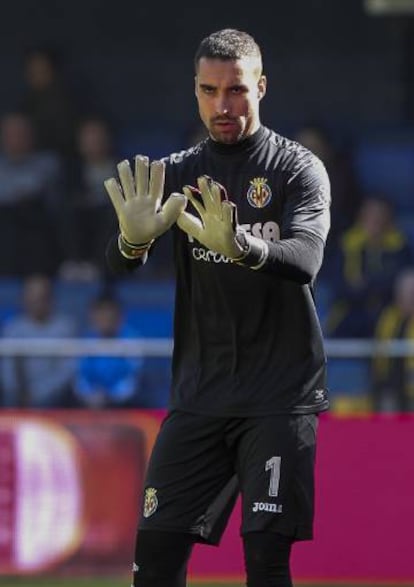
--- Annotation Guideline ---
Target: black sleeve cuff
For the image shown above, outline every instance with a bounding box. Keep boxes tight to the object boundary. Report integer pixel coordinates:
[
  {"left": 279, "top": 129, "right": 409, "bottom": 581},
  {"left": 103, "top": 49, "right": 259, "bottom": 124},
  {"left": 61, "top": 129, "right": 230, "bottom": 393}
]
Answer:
[
  {"left": 106, "top": 234, "right": 145, "bottom": 275},
  {"left": 235, "top": 232, "right": 269, "bottom": 270}
]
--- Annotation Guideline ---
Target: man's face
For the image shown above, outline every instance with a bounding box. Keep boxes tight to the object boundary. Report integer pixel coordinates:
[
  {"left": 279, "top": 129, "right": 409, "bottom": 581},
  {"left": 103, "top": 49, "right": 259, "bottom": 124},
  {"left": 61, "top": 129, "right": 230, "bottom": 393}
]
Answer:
[
  {"left": 91, "top": 303, "right": 121, "bottom": 337},
  {"left": 195, "top": 57, "right": 266, "bottom": 144},
  {"left": 78, "top": 121, "right": 111, "bottom": 162},
  {"left": 23, "top": 277, "right": 52, "bottom": 322}
]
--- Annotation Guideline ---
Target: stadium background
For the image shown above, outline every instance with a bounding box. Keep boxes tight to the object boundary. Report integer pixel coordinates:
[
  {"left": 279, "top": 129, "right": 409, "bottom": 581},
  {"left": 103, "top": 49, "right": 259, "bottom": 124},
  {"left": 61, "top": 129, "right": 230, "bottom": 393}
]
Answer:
[{"left": 1, "top": 0, "right": 414, "bottom": 585}]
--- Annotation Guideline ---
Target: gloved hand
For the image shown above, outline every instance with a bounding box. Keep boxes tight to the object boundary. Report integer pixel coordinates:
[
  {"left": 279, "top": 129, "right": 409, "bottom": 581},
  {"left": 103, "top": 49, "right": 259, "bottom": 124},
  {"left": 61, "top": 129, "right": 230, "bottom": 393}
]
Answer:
[
  {"left": 104, "top": 156, "right": 187, "bottom": 257},
  {"left": 177, "top": 175, "right": 246, "bottom": 260}
]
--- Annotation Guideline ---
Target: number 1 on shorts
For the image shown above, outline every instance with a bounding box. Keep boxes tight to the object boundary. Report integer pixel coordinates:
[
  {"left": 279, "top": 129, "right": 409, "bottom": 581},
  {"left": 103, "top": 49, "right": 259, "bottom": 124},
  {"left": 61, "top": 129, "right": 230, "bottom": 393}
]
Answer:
[{"left": 265, "top": 456, "right": 281, "bottom": 497}]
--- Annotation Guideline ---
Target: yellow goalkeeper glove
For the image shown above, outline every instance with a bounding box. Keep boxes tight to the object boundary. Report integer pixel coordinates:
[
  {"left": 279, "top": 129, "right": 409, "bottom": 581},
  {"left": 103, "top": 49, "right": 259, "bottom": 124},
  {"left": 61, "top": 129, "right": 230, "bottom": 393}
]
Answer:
[
  {"left": 104, "top": 156, "right": 187, "bottom": 258},
  {"left": 177, "top": 175, "right": 268, "bottom": 267}
]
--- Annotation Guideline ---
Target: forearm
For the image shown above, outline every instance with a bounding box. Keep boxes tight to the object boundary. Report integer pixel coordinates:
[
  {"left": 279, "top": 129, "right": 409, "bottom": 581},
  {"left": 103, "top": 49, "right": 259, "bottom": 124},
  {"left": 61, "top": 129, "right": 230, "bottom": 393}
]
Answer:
[
  {"left": 238, "top": 231, "right": 325, "bottom": 284},
  {"left": 105, "top": 234, "right": 146, "bottom": 275}
]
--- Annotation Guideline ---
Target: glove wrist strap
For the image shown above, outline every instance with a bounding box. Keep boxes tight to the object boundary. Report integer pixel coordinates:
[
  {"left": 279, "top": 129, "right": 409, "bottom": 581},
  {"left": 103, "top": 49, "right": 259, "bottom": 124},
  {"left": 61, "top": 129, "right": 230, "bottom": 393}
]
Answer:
[
  {"left": 234, "top": 232, "right": 269, "bottom": 270},
  {"left": 118, "top": 234, "right": 153, "bottom": 260}
]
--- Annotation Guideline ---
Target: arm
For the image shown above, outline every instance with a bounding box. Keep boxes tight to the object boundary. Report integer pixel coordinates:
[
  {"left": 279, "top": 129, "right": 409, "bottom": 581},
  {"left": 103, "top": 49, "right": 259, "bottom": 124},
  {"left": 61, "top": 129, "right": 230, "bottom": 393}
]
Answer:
[
  {"left": 105, "top": 233, "right": 144, "bottom": 275},
  {"left": 257, "top": 156, "right": 331, "bottom": 283},
  {"left": 177, "top": 159, "right": 331, "bottom": 284},
  {"left": 260, "top": 232, "right": 325, "bottom": 284}
]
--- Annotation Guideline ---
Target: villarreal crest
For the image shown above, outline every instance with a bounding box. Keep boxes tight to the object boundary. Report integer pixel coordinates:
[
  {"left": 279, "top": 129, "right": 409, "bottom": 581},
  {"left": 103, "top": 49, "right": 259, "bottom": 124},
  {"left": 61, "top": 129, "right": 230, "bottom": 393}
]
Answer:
[
  {"left": 143, "top": 487, "right": 158, "bottom": 518},
  {"left": 247, "top": 177, "right": 272, "bottom": 208}
]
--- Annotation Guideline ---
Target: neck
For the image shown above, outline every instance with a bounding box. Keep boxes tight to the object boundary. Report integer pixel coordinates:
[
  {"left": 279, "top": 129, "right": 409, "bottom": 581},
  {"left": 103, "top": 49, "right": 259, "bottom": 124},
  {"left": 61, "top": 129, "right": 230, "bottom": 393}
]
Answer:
[{"left": 207, "top": 125, "right": 267, "bottom": 155}]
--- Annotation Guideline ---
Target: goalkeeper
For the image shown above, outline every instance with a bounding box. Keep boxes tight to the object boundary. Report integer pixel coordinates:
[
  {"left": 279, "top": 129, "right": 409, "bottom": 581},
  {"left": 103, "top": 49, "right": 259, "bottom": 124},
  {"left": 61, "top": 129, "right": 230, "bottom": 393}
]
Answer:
[{"left": 105, "top": 28, "right": 330, "bottom": 587}]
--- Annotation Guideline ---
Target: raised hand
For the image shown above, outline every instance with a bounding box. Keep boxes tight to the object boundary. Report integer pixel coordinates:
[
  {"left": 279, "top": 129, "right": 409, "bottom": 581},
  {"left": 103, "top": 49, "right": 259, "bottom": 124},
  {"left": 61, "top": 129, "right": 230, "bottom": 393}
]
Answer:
[
  {"left": 104, "top": 156, "right": 187, "bottom": 252},
  {"left": 177, "top": 175, "right": 245, "bottom": 260}
]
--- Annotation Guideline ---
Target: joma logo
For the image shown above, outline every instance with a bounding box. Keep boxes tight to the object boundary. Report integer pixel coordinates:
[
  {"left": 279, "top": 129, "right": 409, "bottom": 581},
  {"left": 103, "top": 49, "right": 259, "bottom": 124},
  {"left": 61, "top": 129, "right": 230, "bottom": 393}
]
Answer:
[{"left": 252, "top": 502, "right": 283, "bottom": 513}]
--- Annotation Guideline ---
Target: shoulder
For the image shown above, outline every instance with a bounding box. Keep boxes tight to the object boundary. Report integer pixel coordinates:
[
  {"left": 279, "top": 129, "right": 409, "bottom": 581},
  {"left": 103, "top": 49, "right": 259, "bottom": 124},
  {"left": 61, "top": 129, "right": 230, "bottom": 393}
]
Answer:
[
  {"left": 120, "top": 323, "right": 139, "bottom": 338},
  {"left": 160, "top": 141, "right": 208, "bottom": 190},
  {"left": 267, "top": 130, "right": 327, "bottom": 180},
  {"left": 162, "top": 140, "right": 208, "bottom": 168}
]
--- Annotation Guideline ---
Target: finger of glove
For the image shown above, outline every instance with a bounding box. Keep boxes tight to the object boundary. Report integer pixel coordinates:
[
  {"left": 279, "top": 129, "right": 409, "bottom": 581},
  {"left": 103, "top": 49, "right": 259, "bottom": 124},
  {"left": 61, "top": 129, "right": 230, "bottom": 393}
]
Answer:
[
  {"left": 197, "top": 175, "right": 220, "bottom": 215},
  {"left": 117, "top": 160, "right": 136, "bottom": 201},
  {"left": 104, "top": 178, "right": 124, "bottom": 215},
  {"left": 176, "top": 210, "right": 203, "bottom": 241},
  {"left": 210, "top": 180, "right": 229, "bottom": 218},
  {"left": 149, "top": 160, "right": 166, "bottom": 208},
  {"left": 222, "top": 200, "right": 238, "bottom": 231},
  {"left": 159, "top": 193, "right": 188, "bottom": 230},
  {"left": 134, "top": 155, "right": 150, "bottom": 197},
  {"left": 183, "top": 186, "right": 205, "bottom": 219}
]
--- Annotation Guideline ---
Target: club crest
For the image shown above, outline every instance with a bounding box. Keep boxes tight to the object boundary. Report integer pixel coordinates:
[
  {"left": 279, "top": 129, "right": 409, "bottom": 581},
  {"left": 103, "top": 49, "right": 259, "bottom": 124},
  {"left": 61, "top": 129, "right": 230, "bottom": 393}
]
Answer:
[
  {"left": 143, "top": 487, "right": 158, "bottom": 518},
  {"left": 247, "top": 177, "right": 272, "bottom": 208}
]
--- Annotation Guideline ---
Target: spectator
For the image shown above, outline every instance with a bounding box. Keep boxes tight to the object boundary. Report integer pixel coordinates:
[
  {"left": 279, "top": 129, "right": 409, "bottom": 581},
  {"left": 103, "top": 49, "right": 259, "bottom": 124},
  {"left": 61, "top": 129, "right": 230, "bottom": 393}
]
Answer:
[
  {"left": 294, "top": 123, "right": 362, "bottom": 252},
  {"left": 0, "top": 274, "right": 77, "bottom": 407},
  {"left": 325, "top": 195, "right": 413, "bottom": 338},
  {"left": 0, "top": 112, "right": 64, "bottom": 276},
  {"left": 20, "top": 45, "right": 79, "bottom": 161},
  {"left": 372, "top": 268, "right": 414, "bottom": 412},
  {"left": 61, "top": 118, "right": 118, "bottom": 278},
  {"left": 74, "top": 292, "right": 144, "bottom": 408}
]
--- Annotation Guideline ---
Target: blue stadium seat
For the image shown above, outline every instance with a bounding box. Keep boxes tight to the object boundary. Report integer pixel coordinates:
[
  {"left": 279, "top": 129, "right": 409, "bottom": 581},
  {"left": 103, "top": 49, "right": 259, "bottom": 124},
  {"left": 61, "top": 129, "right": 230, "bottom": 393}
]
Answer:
[
  {"left": 353, "top": 141, "right": 414, "bottom": 212},
  {"left": 116, "top": 279, "right": 175, "bottom": 337},
  {"left": 139, "top": 357, "right": 171, "bottom": 408},
  {"left": 327, "top": 358, "right": 371, "bottom": 396},
  {"left": 124, "top": 307, "right": 173, "bottom": 338},
  {"left": 314, "top": 279, "right": 334, "bottom": 328},
  {"left": 396, "top": 213, "right": 414, "bottom": 253},
  {"left": 115, "top": 279, "right": 175, "bottom": 307},
  {"left": 54, "top": 280, "right": 101, "bottom": 325},
  {"left": 0, "top": 278, "right": 22, "bottom": 326}
]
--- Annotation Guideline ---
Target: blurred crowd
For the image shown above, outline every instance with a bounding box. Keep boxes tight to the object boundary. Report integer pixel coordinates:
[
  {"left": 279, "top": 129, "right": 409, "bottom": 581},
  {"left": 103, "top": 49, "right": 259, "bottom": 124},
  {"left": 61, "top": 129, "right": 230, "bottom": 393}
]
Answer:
[{"left": 1, "top": 46, "right": 414, "bottom": 412}]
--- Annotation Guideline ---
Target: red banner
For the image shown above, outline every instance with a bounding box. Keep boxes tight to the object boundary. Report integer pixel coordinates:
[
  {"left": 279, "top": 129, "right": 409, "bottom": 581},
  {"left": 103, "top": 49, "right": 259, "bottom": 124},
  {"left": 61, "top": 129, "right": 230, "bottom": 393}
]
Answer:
[{"left": 0, "top": 410, "right": 413, "bottom": 582}]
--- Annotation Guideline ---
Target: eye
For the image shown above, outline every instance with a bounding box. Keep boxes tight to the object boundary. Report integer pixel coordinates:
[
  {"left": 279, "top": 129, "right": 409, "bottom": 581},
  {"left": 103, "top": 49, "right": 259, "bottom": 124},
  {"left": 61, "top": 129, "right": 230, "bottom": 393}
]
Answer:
[{"left": 201, "top": 86, "right": 215, "bottom": 95}]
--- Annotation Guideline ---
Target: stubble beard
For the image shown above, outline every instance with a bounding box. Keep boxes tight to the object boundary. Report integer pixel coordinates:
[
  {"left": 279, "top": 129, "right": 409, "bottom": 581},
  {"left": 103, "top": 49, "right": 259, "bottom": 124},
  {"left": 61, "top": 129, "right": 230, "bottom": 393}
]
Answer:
[{"left": 208, "top": 121, "right": 245, "bottom": 145}]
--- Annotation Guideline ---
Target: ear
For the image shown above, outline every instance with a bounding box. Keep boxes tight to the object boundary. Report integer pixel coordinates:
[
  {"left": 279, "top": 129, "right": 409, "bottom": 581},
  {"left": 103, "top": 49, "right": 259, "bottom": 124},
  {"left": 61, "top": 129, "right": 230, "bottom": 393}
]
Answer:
[
  {"left": 194, "top": 75, "right": 199, "bottom": 98},
  {"left": 258, "top": 75, "right": 267, "bottom": 100}
]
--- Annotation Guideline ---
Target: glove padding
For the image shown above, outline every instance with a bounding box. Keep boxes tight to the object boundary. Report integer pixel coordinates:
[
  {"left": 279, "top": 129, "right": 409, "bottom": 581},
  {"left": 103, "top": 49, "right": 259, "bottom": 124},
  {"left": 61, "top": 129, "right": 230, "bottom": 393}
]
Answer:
[
  {"left": 104, "top": 156, "right": 187, "bottom": 246},
  {"left": 177, "top": 175, "right": 245, "bottom": 260}
]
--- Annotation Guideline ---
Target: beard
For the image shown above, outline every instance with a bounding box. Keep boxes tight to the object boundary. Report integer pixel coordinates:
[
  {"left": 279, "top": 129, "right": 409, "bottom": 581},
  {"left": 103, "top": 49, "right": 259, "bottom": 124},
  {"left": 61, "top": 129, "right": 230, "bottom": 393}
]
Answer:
[{"left": 208, "top": 117, "right": 245, "bottom": 144}]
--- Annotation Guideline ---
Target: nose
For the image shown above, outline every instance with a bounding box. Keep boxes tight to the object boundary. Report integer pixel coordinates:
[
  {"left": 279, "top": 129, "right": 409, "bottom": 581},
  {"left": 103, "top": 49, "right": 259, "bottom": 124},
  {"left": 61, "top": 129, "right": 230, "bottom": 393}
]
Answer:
[{"left": 214, "top": 95, "right": 229, "bottom": 116}]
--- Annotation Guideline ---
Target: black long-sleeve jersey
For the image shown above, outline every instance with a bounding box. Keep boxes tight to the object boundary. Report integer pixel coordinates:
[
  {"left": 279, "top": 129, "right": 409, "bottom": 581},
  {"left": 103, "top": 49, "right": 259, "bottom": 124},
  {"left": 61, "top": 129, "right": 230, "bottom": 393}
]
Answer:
[{"left": 107, "top": 125, "right": 331, "bottom": 416}]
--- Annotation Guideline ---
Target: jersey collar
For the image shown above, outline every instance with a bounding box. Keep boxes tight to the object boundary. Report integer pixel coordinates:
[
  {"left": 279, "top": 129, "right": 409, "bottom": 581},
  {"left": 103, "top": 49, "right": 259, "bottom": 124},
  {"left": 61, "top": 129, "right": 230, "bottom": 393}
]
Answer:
[{"left": 206, "top": 125, "right": 268, "bottom": 156}]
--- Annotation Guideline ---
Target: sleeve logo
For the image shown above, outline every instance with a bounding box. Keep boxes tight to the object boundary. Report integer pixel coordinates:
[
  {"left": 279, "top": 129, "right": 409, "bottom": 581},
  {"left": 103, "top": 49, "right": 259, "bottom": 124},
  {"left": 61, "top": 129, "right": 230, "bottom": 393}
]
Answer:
[{"left": 247, "top": 177, "right": 272, "bottom": 208}]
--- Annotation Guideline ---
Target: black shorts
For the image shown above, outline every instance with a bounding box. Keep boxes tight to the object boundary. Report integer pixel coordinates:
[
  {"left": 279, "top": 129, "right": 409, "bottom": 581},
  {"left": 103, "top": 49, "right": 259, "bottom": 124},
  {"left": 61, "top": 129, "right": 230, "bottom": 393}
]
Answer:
[{"left": 138, "top": 410, "right": 318, "bottom": 544}]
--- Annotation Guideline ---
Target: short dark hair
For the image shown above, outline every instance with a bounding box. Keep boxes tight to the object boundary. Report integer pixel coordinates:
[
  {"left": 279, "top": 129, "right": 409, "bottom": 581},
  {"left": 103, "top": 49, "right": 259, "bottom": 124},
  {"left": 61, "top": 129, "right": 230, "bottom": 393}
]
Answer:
[{"left": 194, "top": 29, "right": 262, "bottom": 71}]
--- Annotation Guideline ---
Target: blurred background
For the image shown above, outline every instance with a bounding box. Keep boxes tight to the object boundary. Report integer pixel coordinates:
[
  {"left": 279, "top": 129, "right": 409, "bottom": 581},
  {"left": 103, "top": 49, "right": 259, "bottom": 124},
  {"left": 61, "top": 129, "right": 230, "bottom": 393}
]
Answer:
[{"left": 1, "top": 0, "right": 414, "bottom": 585}]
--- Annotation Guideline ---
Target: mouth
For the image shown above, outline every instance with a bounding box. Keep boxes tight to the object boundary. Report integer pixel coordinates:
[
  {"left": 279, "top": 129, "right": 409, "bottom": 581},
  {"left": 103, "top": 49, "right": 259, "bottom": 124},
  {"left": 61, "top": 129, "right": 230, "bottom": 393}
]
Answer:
[{"left": 213, "top": 120, "right": 237, "bottom": 131}]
